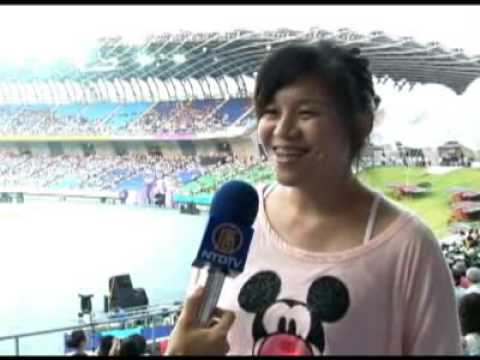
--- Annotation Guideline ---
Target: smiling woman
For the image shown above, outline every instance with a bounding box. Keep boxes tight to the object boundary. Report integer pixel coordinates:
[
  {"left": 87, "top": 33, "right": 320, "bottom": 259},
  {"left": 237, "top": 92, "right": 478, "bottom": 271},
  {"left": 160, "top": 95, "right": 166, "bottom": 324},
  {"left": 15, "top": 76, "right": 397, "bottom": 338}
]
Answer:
[
  {"left": 254, "top": 42, "right": 379, "bottom": 187},
  {"left": 167, "top": 41, "right": 463, "bottom": 356}
]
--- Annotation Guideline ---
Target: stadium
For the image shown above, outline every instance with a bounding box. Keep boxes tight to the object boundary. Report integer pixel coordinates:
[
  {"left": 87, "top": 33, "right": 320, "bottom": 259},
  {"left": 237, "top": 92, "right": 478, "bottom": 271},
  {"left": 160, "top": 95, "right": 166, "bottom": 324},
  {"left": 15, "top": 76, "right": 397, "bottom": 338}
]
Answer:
[{"left": 1, "top": 7, "right": 480, "bottom": 356}]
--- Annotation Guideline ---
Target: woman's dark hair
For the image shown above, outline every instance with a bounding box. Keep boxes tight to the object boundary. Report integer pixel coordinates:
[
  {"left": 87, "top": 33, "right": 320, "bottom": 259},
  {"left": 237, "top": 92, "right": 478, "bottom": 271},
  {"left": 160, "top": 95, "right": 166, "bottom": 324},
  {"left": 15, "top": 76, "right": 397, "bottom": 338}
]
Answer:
[
  {"left": 459, "top": 293, "right": 480, "bottom": 335},
  {"left": 97, "top": 335, "right": 114, "bottom": 356},
  {"left": 254, "top": 40, "right": 381, "bottom": 162},
  {"left": 67, "top": 330, "right": 87, "bottom": 349}
]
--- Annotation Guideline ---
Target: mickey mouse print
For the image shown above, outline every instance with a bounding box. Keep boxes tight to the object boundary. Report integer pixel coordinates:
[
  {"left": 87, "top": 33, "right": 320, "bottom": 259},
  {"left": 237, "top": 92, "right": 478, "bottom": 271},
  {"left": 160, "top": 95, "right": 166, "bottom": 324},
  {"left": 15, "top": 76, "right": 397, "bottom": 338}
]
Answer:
[{"left": 237, "top": 271, "right": 350, "bottom": 356}]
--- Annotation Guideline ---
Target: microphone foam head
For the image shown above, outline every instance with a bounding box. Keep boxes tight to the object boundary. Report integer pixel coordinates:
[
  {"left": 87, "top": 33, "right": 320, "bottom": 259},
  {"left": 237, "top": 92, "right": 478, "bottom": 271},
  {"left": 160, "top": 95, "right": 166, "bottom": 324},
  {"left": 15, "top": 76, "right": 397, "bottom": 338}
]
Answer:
[{"left": 210, "top": 180, "right": 259, "bottom": 226}]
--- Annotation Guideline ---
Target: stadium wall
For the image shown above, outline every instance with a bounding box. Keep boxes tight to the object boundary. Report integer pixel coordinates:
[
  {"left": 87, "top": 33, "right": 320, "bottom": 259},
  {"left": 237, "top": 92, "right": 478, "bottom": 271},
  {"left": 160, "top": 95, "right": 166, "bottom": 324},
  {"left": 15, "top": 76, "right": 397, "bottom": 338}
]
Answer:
[
  {"left": 27, "top": 142, "right": 50, "bottom": 156},
  {"left": 229, "top": 137, "right": 257, "bottom": 158},
  {"left": 0, "top": 137, "right": 258, "bottom": 158},
  {"left": 95, "top": 142, "right": 115, "bottom": 156},
  {"left": 62, "top": 143, "right": 85, "bottom": 156},
  {"left": 159, "top": 141, "right": 183, "bottom": 157},
  {"left": 194, "top": 140, "right": 220, "bottom": 156}
]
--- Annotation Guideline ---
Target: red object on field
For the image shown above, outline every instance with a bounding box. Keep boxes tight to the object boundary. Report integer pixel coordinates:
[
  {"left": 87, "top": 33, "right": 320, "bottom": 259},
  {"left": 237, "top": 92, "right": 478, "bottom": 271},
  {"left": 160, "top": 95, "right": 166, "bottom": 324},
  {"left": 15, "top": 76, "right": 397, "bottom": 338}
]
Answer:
[
  {"left": 388, "top": 184, "right": 430, "bottom": 199},
  {"left": 450, "top": 190, "right": 480, "bottom": 204},
  {"left": 449, "top": 201, "right": 480, "bottom": 223}
]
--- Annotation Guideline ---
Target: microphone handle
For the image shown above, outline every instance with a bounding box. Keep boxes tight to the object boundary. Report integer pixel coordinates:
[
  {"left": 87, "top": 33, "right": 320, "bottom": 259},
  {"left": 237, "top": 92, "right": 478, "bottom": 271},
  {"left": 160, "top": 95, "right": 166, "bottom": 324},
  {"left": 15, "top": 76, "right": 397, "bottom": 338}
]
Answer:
[{"left": 196, "top": 267, "right": 226, "bottom": 326}]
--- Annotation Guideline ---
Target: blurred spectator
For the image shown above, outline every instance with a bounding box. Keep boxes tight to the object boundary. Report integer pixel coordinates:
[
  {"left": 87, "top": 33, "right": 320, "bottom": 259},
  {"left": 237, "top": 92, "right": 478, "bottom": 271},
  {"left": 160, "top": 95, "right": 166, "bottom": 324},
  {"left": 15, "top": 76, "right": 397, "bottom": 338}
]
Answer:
[
  {"left": 466, "top": 268, "right": 480, "bottom": 294},
  {"left": 459, "top": 293, "right": 480, "bottom": 355},
  {"left": 454, "top": 262, "right": 470, "bottom": 289},
  {"left": 452, "top": 267, "right": 467, "bottom": 306},
  {"left": 118, "top": 337, "right": 143, "bottom": 356},
  {"left": 96, "top": 335, "right": 114, "bottom": 356},
  {"left": 465, "top": 229, "right": 480, "bottom": 249},
  {"left": 66, "top": 330, "right": 88, "bottom": 356},
  {"left": 129, "top": 334, "right": 148, "bottom": 355},
  {"left": 108, "top": 337, "right": 121, "bottom": 356}
]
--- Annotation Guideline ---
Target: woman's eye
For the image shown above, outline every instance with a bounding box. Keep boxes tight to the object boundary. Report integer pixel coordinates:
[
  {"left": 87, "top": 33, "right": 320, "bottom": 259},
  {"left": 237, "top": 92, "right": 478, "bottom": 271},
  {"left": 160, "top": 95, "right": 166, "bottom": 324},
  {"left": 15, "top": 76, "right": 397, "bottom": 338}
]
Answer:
[
  {"left": 263, "top": 109, "right": 278, "bottom": 117},
  {"left": 299, "top": 110, "right": 318, "bottom": 117}
]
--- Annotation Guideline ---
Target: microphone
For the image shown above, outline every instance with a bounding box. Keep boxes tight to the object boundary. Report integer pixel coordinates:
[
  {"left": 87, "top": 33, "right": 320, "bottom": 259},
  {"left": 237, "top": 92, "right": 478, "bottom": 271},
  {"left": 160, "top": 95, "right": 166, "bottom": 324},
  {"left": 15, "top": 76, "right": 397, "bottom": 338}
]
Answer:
[{"left": 191, "top": 180, "right": 259, "bottom": 326}]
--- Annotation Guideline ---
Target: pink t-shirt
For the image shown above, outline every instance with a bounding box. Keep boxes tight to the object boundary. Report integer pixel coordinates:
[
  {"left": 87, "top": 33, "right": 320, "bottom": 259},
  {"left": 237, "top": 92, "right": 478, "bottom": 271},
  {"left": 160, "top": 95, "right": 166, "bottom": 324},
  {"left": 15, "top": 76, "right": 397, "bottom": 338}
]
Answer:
[{"left": 187, "top": 187, "right": 462, "bottom": 355}]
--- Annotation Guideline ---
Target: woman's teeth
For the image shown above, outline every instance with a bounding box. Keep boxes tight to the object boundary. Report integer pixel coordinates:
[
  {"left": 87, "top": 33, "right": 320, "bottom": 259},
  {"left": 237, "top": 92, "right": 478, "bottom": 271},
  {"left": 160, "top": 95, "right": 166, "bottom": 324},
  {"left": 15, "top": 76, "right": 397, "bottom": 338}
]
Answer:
[{"left": 273, "top": 147, "right": 309, "bottom": 162}]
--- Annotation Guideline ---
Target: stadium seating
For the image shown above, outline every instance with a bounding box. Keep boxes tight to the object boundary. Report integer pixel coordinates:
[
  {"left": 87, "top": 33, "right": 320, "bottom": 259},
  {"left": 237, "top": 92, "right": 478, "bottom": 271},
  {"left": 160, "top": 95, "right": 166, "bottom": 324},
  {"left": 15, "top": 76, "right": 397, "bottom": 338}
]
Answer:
[
  {"left": 216, "top": 98, "right": 252, "bottom": 125},
  {"left": 0, "top": 99, "right": 252, "bottom": 136},
  {"left": 108, "top": 102, "right": 152, "bottom": 129}
]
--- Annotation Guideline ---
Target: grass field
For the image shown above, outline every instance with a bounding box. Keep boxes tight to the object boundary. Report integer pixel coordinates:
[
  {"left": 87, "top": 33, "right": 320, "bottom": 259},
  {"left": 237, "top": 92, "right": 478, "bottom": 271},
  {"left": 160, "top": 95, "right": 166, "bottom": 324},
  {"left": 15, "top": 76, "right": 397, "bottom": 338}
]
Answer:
[
  {"left": 358, "top": 167, "right": 480, "bottom": 238},
  {"left": 183, "top": 165, "right": 479, "bottom": 239}
]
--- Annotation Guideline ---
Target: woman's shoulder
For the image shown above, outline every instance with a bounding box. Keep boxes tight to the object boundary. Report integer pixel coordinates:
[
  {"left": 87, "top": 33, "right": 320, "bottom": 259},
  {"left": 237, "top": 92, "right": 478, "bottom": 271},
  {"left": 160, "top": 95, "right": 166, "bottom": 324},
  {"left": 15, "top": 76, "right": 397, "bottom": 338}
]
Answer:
[
  {"left": 377, "top": 193, "right": 436, "bottom": 241},
  {"left": 366, "top": 193, "right": 443, "bottom": 262},
  {"left": 255, "top": 181, "right": 274, "bottom": 198}
]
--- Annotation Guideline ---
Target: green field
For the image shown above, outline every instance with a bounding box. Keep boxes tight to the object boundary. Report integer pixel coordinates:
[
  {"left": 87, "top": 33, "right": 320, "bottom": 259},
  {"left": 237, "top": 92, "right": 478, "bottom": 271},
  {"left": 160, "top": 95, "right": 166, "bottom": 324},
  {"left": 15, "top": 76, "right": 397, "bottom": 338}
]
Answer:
[
  {"left": 358, "top": 167, "right": 480, "bottom": 238},
  {"left": 180, "top": 165, "right": 479, "bottom": 239}
]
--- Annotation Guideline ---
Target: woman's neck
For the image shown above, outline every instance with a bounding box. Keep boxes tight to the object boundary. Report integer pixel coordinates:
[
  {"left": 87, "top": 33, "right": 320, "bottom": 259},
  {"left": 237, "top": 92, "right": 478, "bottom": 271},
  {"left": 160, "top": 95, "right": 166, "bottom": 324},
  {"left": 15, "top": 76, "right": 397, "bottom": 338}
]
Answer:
[{"left": 280, "top": 174, "right": 369, "bottom": 218}]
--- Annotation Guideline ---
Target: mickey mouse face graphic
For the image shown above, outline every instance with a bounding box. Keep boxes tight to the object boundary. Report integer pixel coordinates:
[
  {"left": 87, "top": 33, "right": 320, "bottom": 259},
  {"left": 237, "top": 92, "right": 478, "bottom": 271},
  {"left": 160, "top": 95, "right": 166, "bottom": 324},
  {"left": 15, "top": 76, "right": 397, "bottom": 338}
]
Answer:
[{"left": 238, "top": 271, "right": 350, "bottom": 356}]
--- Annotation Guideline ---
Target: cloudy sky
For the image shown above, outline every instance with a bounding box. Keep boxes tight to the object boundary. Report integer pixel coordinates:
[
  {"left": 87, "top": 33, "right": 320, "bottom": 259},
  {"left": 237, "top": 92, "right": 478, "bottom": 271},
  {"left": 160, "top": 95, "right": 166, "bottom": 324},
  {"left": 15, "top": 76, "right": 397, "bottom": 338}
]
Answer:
[{"left": 0, "top": 5, "right": 479, "bottom": 64}]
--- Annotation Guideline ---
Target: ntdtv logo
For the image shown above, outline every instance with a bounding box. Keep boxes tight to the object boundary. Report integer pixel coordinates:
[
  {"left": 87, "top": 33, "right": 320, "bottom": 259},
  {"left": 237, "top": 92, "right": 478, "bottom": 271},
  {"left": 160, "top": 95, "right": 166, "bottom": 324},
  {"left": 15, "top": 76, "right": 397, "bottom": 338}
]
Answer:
[
  {"left": 212, "top": 223, "right": 243, "bottom": 255},
  {"left": 194, "top": 218, "right": 254, "bottom": 274}
]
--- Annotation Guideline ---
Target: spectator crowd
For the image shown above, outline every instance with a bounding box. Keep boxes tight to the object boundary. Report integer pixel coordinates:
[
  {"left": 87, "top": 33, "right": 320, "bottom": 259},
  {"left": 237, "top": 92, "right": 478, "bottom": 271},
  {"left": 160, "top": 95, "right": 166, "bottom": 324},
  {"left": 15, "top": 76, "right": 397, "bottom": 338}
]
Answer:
[
  {"left": 0, "top": 100, "right": 252, "bottom": 137},
  {"left": 0, "top": 150, "right": 260, "bottom": 193},
  {"left": 124, "top": 101, "right": 229, "bottom": 135},
  {"left": 0, "top": 109, "right": 107, "bottom": 136},
  {"left": 443, "top": 227, "right": 480, "bottom": 355},
  {"left": 67, "top": 330, "right": 153, "bottom": 356},
  {"left": 0, "top": 152, "right": 196, "bottom": 192}
]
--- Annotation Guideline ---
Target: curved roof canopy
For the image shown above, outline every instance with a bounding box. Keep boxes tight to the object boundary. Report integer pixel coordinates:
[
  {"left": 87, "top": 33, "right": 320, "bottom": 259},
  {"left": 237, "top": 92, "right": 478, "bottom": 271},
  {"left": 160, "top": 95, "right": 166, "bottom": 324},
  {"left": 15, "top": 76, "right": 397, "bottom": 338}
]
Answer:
[{"left": 1, "top": 28, "right": 479, "bottom": 95}]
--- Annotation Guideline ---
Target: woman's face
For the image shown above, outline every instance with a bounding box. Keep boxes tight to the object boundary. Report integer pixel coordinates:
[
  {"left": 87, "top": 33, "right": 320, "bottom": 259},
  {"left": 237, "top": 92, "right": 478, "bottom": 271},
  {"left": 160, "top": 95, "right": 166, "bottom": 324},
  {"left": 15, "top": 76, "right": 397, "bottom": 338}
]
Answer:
[{"left": 257, "top": 76, "right": 352, "bottom": 188}]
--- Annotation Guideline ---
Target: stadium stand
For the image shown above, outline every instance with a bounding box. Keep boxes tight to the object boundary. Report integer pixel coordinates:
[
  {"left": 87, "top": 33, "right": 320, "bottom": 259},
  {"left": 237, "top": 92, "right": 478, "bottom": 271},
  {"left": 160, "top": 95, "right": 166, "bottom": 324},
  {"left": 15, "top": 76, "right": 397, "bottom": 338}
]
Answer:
[
  {"left": 0, "top": 151, "right": 241, "bottom": 193},
  {"left": 0, "top": 99, "right": 252, "bottom": 136}
]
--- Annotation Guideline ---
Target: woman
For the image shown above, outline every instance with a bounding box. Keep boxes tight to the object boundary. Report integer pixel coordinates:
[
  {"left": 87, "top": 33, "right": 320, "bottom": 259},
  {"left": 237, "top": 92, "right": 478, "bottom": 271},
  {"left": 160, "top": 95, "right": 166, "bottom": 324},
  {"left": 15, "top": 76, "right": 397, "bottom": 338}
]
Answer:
[{"left": 167, "top": 41, "right": 462, "bottom": 355}]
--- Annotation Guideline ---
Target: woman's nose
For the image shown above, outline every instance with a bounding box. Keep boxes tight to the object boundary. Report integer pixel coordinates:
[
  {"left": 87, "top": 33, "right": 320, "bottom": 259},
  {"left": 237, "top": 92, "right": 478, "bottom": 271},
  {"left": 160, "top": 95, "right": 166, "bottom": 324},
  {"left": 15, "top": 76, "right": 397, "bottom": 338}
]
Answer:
[{"left": 274, "top": 114, "right": 299, "bottom": 138}]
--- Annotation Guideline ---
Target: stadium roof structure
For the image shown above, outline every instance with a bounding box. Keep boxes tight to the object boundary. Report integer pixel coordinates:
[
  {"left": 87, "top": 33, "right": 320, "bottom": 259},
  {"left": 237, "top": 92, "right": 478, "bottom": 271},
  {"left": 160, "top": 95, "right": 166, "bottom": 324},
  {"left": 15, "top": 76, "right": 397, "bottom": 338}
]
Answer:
[{"left": 1, "top": 27, "right": 479, "bottom": 102}]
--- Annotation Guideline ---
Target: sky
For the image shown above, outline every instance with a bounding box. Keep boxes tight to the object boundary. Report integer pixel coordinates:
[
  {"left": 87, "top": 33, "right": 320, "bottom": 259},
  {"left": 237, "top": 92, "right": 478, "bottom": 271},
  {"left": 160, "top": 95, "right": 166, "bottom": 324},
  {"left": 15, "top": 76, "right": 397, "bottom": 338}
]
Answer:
[{"left": 0, "top": 5, "right": 479, "bottom": 64}]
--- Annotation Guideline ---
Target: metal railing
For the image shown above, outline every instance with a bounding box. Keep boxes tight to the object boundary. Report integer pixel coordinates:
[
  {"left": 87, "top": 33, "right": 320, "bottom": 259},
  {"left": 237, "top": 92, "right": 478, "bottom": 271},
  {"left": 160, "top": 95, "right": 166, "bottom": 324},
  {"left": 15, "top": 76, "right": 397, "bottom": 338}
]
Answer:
[{"left": 0, "top": 306, "right": 179, "bottom": 356}]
